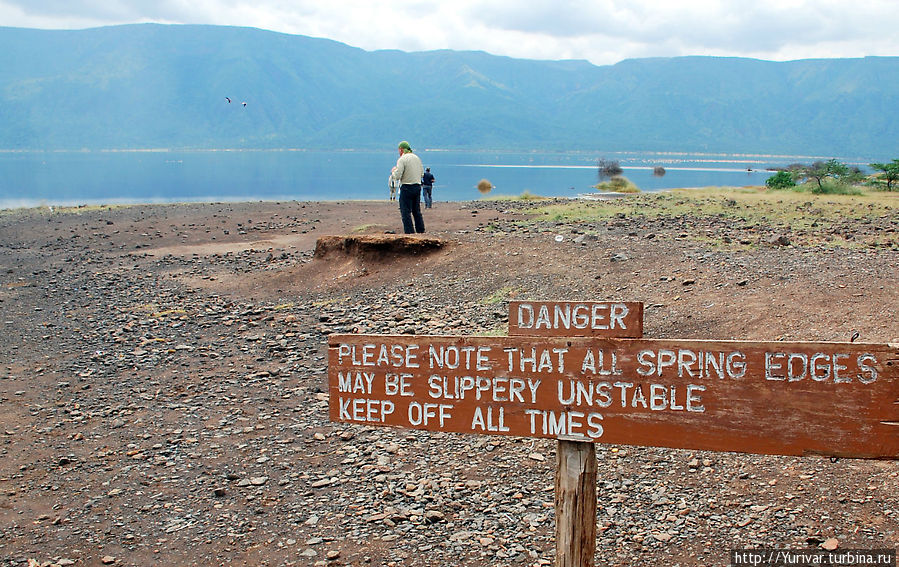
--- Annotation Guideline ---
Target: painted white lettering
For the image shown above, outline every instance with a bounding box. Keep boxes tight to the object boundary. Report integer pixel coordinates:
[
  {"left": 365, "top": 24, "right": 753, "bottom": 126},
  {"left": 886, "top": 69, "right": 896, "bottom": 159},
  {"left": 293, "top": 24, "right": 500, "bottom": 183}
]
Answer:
[
  {"left": 572, "top": 304, "right": 589, "bottom": 329},
  {"left": 524, "top": 409, "right": 604, "bottom": 438},
  {"left": 833, "top": 353, "right": 850, "bottom": 383},
  {"left": 678, "top": 349, "right": 697, "bottom": 378},
  {"left": 582, "top": 350, "right": 596, "bottom": 373},
  {"left": 558, "top": 380, "right": 575, "bottom": 405},
  {"left": 590, "top": 304, "right": 609, "bottom": 330},
  {"left": 527, "top": 378, "right": 541, "bottom": 404},
  {"left": 471, "top": 406, "right": 485, "bottom": 430},
  {"left": 609, "top": 303, "right": 628, "bottom": 329},
  {"left": 787, "top": 353, "right": 808, "bottom": 382},
  {"left": 509, "top": 378, "right": 526, "bottom": 402},
  {"left": 669, "top": 386, "right": 684, "bottom": 411},
  {"left": 726, "top": 352, "right": 747, "bottom": 378},
  {"left": 586, "top": 412, "right": 604, "bottom": 438},
  {"left": 614, "top": 382, "right": 633, "bottom": 407},
  {"left": 554, "top": 304, "right": 571, "bottom": 329},
  {"left": 811, "top": 353, "right": 831, "bottom": 381},
  {"left": 631, "top": 385, "right": 647, "bottom": 408},
  {"left": 596, "top": 382, "right": 612, "bottom": 407},
  {"left": 505, "top": 348, "right": 566, "bottom": 373},
  {"left": 649, "top": 384, "right": 667, "bottom": 410},
  {"left": 525, "top": 409, "right": 541, "bottom": 435},
  {"left": 517, "top": 304, "right": 534, "bottom": 329},
  {"left": 858, "top": 354, "right": 878, "bottom": 384},
  {"left": 337, "top": 370, "right": 352, "bottom": 392},
  {"left": 385, "top": 373, "right": 413, "bottom": 396},
  {"left": 765, "top": 352, "right": 786, "bottom": 381},
  {"left": 536, "top": 305, "right": 551, "bottom": 329},
  {"left": 686, "top": 385, "right": 705, "bottom": 412},
  {"left": 337, "top": 344, "right": 351, "bottom": 364},
  {"left": 408, "top": 402, "right": 452, "bottom": 427},
  {"left": 340, "top": 397, "right": 395, "bottom": 423},
  {"left": 547, "top": 411, "right": 566, "bottom": 436}
]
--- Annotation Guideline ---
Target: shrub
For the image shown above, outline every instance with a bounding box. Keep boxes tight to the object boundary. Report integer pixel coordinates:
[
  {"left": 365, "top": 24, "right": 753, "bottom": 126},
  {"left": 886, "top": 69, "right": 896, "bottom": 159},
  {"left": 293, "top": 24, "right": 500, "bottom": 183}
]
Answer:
[
  {"left": 801, "top": 180, "right": 862, "bottom": 195},
  {"left": 766, "top": 170, "right": 796, "bottom": 190},
  {"left": 595, "top": 175, "right": 639, "bottom": 193},
  {"left": 517, "top": 190, "right": 546, "bottom": 201},
  {"left": 870, "top": 159, "right": 899, "bottom": 191},
  {"left": 800, "top": 159, "right": 863, "bottom": 190},
  {"left": 476, "top": 179, "right": 493, "bottom": 194},
  {"left": 597, "top": 158, "right": 623, "bottom": 180}
]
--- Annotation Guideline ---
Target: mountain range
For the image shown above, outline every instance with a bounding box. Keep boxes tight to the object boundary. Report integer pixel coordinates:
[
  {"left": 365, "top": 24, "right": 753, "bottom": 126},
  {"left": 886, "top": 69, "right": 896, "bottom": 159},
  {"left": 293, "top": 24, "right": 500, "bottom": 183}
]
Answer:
[{"left": 1, "top": 24, "right": 897, "bottom": 158}]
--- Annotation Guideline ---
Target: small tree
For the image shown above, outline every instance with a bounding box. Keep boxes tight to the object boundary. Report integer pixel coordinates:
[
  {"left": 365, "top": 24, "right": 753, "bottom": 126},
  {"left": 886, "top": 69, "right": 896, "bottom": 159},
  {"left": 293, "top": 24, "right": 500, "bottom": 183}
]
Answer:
[
  {"left": 766, "top": 170, "right": 795, "bottom": 190},
  {"left": 597, "top": 158, "right": 623, "bottom": 181},
  {"left": 870, "top": 159, "right": 899, "bottom": 191},
  {"left": 800, "top": 159, "right": 861, "bottom": 192}
]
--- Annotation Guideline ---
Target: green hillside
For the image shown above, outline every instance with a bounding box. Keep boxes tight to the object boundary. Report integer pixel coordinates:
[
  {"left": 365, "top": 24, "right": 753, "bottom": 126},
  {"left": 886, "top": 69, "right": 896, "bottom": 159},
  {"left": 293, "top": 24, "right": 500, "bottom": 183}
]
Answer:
[{"left": 0, "top": 24, "right": 896, "bottom": 157}]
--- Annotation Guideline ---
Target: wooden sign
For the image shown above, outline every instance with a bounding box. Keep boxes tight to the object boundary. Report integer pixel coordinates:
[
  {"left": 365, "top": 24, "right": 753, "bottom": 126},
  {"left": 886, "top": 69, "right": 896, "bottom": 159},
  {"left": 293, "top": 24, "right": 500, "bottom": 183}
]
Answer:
[
  {"left": 328, "top": 334, "right": 899, "bottom": 459},
  {"left": 508, "top": 301, "right": 643, "bottom": 337}
]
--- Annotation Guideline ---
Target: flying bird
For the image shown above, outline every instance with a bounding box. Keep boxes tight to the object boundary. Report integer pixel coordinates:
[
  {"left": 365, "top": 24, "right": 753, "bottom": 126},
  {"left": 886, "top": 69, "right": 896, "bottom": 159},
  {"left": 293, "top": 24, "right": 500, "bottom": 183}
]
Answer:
[
  {"left": 242, "top": 101, "right": 247, "bottom": 107},
  {"left": 225, "top": 97, "right": 231, "bottom": 103}
]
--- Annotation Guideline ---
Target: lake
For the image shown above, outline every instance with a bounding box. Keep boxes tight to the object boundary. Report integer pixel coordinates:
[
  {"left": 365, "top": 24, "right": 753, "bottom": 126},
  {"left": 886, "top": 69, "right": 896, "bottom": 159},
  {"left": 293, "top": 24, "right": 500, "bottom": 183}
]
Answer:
[{"left": 0, "top": 149, "right": 867, "bottom": 209}]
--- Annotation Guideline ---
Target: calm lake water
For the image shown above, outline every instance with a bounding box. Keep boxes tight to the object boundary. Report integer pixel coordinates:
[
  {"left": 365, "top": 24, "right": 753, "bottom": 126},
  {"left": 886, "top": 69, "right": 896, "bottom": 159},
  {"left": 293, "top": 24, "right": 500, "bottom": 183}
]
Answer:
[{"left": 0, "top": 149, "right": 868, "bottom": 209}]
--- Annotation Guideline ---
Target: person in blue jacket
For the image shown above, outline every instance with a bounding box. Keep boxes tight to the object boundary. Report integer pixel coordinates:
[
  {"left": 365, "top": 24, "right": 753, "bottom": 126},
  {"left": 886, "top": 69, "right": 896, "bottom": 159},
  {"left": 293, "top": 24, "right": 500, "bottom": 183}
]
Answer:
[{"left": 421, "top": 167, "right": 435, "bottom": 208}]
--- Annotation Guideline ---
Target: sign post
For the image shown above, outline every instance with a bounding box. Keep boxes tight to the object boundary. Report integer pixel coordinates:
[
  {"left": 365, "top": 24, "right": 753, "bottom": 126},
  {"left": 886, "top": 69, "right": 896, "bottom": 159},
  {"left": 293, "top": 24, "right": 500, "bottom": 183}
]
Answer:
[
  {"left": 554, "top": 437, "right": 597, "bottom": 567},
  {"left": 327, "top": 299, "right": 899, "bottom": 564},
  {"left": 508, "top": 301, "right": 643, "bottom": 567}
]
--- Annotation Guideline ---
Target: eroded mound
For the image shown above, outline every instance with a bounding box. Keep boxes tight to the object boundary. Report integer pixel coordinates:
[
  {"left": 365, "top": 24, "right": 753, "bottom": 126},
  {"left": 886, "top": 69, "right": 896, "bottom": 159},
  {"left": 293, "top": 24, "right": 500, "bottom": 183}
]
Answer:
[{"left": 314, "top": 234, "right": 447, "bottom": 261}]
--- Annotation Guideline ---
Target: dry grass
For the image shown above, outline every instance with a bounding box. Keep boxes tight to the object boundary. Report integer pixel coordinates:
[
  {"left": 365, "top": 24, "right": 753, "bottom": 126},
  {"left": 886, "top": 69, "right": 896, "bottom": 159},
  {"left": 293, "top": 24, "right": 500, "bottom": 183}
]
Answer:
[{"left": 527, "top": 186, "right": 899, "bottom": 248}]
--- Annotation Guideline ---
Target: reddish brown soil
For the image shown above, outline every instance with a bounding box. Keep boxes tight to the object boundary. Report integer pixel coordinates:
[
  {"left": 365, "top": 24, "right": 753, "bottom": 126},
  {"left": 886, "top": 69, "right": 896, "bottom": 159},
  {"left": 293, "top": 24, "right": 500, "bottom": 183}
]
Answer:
[{"left": 0, "top": 198, "right": 897, "bottom": 567}]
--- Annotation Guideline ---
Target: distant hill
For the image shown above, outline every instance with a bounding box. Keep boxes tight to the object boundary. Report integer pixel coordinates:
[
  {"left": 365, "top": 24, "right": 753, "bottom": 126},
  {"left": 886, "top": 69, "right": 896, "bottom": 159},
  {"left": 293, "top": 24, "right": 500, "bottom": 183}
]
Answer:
[{"left": 1, "top": 24, "right": 897, "bottom": 158}]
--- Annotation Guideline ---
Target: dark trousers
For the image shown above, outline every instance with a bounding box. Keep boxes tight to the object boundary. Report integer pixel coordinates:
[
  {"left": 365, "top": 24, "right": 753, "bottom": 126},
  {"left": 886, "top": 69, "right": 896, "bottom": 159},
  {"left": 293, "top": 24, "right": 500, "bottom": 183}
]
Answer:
[{"left": 399, "top": 184, "right": 425, "bottom": 234}]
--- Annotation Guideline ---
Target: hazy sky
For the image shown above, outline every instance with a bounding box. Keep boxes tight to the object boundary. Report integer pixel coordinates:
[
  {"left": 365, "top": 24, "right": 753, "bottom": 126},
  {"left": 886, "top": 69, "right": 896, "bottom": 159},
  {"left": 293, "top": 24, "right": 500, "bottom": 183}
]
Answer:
[{"left": 2, "top": 0, "right": 897, "bottom": 65}]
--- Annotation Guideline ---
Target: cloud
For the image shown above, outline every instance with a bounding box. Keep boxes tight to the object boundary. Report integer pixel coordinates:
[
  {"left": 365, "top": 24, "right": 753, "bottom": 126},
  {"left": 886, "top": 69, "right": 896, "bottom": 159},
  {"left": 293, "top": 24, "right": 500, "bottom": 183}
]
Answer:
[{"left": 1, "top": 0, "right": 897, "bottom": 65}]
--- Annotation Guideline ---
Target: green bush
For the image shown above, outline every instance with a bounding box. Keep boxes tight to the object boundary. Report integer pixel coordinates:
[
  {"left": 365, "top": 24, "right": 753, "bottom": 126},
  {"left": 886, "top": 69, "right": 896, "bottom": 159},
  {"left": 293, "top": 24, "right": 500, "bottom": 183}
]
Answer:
[
  {"left": 765, "top": 170, "right": 796, "bottom": 190},
  {"left": 595, "top": 176, "right": 639, "bottom": 193}
]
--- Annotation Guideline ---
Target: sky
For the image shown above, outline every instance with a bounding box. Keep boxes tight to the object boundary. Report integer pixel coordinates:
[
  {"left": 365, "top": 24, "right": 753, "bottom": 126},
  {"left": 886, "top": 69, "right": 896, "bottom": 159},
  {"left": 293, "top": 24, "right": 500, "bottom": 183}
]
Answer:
[{"left": 1, "top": 0, "right": 897, "bottom": 66}]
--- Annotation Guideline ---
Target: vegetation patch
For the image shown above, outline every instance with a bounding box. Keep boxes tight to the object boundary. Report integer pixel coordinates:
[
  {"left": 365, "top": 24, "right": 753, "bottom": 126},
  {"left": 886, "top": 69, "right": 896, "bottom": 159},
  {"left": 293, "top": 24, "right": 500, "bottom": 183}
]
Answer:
[
  {"left": 594, "top": 176, "right": 639, "bottom": 193},
  {"left": 486, "top": 191, "right": 550, "bottom": 201},
  {"left": 352, "top": 223, "right": 389, "bottom": 233},
  {"left": 525, "top": 186, "right": 899, "bottom": 248},
  {"left": 479, "top": 286, "right": 520, "bottom": 306},
  {"left": 473, "top": 326, "right": 509, "bottom": 337}
]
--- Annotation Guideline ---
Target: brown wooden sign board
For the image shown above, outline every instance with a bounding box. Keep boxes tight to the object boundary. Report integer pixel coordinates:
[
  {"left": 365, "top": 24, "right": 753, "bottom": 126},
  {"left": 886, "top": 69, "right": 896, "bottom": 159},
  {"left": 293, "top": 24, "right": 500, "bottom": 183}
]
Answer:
[
  {"left": 328, "top": 334, "right": 899, "bottom": 459},
  {"left": 508, "top": 301, "right": 643, "bottom": 337}
]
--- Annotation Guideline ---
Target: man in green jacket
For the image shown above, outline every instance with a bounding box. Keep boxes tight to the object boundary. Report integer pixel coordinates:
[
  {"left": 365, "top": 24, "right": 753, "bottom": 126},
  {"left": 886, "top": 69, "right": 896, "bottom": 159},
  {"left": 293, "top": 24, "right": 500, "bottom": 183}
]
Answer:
[{"left": 391, "top": 140, "right": 425, "bottom": 234}]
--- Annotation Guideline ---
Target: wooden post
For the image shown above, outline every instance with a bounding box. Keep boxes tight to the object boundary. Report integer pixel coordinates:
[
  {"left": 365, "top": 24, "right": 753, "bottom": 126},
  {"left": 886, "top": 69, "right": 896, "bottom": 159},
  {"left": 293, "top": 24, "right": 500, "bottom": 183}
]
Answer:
[{"left": 555, "top": 438, "right": 597, "bottom": 567}]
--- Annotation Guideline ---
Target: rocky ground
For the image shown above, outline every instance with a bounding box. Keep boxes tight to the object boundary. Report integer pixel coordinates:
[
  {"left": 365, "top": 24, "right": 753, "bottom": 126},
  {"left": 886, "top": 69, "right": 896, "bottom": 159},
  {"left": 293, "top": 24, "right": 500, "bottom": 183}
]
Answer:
[{"left": 0, "top": 197, "right": 897, "bottom": 567}]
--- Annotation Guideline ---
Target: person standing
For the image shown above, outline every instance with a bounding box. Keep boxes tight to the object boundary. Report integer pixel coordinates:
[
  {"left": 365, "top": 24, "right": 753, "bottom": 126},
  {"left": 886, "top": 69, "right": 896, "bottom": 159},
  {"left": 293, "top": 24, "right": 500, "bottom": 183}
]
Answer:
[
  {"left": 421, "top": 167, "right": 435, "bottom": 209},
  {"left": 391, "top": 140, "right": 425, "bottom": 234},
  {"left": 388, "top": 167, "right": 399, "bottom": 201}
]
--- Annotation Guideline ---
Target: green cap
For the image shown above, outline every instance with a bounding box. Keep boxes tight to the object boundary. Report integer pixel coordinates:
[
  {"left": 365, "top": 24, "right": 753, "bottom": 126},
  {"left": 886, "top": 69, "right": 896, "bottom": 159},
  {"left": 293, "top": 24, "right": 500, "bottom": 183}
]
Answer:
[{"left": 398, "top": 141, "right": 412, "bottom": 151}]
